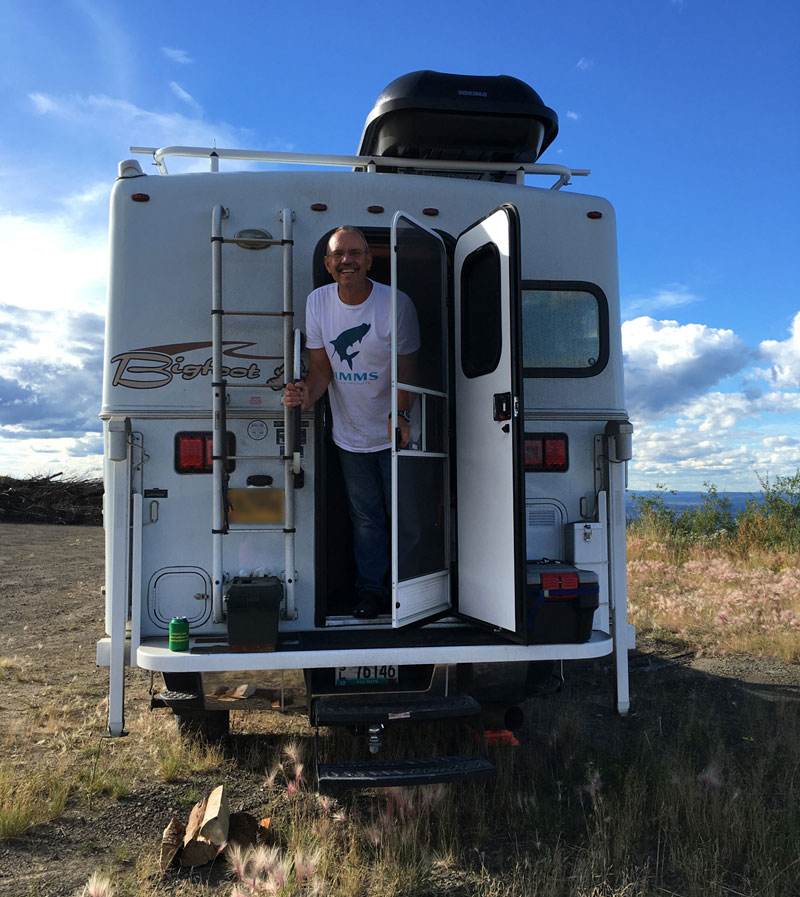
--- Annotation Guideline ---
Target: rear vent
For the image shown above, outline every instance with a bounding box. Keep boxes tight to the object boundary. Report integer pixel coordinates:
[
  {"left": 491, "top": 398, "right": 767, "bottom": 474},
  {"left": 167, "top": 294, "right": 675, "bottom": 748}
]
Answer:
[
  {"left": 525, "top": 500, "right": 565, "bottom": 562},
  {"left": 528, "top": 508, "right": 557, "bottom": 527}
]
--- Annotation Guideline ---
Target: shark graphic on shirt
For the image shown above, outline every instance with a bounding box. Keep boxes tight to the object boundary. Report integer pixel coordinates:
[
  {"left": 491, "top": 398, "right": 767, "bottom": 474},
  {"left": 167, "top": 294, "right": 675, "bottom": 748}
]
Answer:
[{"left": 330, "top": 323, "right": 371, "bottom": 371}]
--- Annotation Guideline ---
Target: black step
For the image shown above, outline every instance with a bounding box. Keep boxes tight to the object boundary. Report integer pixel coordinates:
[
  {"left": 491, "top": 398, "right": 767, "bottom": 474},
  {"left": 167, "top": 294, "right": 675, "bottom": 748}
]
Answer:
[
  {"left": 317, "top": 755, "right": 495, "bottom": 789},
  {"left": 151, "top": 689, "right": 203, "bottom": 709},
  {"left": 313, "top": 694, "right": 482, "bottom": 726}
]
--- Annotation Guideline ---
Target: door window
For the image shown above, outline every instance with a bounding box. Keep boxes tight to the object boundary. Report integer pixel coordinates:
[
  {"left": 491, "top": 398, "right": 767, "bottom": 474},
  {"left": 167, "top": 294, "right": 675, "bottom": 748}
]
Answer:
[{"left": 460, "top": 243, "right": 502, "bottom": 378}]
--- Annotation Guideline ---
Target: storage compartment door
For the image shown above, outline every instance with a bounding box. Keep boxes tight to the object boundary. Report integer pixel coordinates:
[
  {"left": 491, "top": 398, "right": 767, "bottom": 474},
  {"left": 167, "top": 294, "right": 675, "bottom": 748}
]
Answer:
[
  {"left": 454, "top": 204, "right": 526, "bottom": 641},
  {"left": 390, "top": 213, "right": 452, "bottom": 627}
]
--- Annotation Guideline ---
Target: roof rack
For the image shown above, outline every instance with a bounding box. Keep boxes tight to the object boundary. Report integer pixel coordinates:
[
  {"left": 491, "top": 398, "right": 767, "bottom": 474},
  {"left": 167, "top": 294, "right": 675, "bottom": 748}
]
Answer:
[{"left": 129, "top": 146, "right": 589, "bottom": 190}]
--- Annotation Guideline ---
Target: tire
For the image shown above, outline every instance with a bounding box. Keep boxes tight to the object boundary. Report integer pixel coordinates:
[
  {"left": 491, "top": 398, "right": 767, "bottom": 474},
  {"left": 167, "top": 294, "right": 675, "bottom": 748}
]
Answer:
[{"left": 173, "top": 708, "right": 230, "bottom": 744}]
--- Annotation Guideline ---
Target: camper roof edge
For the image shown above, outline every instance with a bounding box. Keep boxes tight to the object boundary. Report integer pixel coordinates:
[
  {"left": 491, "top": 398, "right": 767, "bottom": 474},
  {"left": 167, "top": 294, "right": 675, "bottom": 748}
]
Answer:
[{"left": 128, "top": 145, "right": 589, "bottom": 188}]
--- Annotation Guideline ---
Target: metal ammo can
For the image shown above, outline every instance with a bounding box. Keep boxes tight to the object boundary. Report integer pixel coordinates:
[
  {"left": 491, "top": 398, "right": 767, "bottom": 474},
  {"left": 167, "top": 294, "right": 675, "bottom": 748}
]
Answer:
[{"left": 168, "top": 616, "right": 190, "bottom": 651}]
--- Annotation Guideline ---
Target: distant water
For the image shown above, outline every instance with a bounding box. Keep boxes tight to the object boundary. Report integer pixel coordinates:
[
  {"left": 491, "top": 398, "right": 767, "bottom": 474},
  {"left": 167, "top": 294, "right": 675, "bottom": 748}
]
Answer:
[{"left": 626, "top": 491, "right": 758, "bottom": 519}]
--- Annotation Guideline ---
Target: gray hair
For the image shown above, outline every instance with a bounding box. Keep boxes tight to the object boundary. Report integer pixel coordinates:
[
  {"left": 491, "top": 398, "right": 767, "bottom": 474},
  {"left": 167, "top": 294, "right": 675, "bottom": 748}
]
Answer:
[{"left": 326, "top": 226, "right": 370, "bottom": 254}]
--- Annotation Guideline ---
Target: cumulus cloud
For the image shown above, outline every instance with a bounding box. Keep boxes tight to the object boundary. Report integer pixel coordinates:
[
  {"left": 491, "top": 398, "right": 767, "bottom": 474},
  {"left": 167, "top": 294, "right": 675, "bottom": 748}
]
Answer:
[
  {"left": 0, "top": 215, "right": 107, "bottom": 319},
  {"left": 162, "top": 46, "right": 193, "bottom": 64},
  {"left": 623, "top": 317, "right": 748, "bottom": 416},
  {"left": 756, "top": 311, "right": 800, "bottom": 388}
]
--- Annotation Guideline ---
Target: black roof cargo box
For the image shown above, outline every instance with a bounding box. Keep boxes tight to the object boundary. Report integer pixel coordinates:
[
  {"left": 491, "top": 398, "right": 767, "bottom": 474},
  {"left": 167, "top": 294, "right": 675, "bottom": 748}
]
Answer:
[{"left": 358, "top": 70, "right": 558, "bottom": 179}]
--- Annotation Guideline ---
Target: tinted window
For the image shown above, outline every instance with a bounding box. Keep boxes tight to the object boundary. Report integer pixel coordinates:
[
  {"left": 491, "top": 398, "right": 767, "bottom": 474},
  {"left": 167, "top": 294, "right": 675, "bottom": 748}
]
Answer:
[
  {"left": 461, "top": 243, "right": 502, "bottom": 378},
  {"left": 521, "top": 283, "right": 608, "bottom": 376}
]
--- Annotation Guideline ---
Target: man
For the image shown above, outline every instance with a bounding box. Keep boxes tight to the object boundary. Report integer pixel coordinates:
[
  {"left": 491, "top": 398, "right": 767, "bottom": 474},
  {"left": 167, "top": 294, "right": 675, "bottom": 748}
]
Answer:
[{"left": 284, "top": 226, "right": 420, "bottom": 618}]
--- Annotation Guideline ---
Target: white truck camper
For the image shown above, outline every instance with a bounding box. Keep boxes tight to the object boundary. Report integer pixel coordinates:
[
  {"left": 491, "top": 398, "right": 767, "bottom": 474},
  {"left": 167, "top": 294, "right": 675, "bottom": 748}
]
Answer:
[{"left": 98, "top": 70, "right": 634, "bottom": 788}]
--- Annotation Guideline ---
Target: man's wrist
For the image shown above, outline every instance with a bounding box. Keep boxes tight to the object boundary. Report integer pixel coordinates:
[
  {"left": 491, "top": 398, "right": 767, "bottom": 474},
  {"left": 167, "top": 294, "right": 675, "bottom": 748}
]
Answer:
[{"left": 389, "top": 410, "right": 411, "bottom": 422}]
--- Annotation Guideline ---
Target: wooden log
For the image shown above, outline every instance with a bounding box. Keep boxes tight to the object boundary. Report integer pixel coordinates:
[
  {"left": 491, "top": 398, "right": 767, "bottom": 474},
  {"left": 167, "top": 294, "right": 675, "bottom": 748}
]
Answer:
[
  {"left": 159, "top": 817, "right": 185, "bottom": 872},
  {"left": 181, "top": 797, "right": 217, "bottom": 868},
  {"left": 199, "top": 784, "right": 230, "bottom": 845}
]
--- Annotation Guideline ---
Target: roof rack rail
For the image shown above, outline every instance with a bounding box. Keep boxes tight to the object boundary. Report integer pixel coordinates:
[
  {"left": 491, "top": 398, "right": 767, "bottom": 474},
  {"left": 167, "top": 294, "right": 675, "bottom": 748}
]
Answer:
[{"left": 129, "top": 145, "right": 589, "bottom": 190}]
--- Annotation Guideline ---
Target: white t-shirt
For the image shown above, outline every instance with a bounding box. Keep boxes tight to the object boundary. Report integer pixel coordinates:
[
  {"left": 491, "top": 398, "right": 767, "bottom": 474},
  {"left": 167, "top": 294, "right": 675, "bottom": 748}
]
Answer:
[{"left": 305, "top": 280, "right": 420, "bottom": 452}]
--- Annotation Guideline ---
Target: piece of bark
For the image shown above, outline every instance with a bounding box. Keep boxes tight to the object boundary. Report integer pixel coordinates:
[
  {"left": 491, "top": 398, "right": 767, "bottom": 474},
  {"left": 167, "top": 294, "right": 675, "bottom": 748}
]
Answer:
[
  {"left": 227, "top": 811, "right": 259, "bottom": 848},
  {"left": 159, "top": 817, "right": 185, "bottom": 871},
  {"left": 181, "top": 797, "right": 217, "bottom": 867},
  {"left": 183, "top": 797, "right": 208, "bottom": 845},
  {"left": 199, "top": 784, "right": 230, "bottom": 845}
]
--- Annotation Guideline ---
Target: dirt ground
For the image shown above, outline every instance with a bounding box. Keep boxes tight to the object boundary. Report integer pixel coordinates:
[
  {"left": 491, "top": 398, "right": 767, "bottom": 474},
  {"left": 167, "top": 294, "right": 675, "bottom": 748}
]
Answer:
[{"left": 0, "top": 522, "right": 798, "bottom": 897}]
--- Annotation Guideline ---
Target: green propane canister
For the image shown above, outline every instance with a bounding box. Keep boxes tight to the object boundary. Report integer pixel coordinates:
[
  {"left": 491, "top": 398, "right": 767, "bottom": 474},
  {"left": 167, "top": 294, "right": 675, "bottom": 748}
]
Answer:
[{"left": 169, "top": 617, "right": 190, "bottom": 652}]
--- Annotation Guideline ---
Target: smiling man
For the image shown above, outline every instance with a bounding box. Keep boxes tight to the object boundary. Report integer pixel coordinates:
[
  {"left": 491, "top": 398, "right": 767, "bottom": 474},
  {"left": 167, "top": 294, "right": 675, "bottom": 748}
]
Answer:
[{"left": 284, "top": 226, "right": 420, "bottom": 618}]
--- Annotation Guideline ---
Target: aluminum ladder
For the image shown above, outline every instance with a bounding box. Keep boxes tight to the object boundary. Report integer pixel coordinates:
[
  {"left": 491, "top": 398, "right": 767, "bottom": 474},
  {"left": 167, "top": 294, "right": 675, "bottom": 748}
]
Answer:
[{"left": 210, "top": 205, "right": 301, "bottom": 625}]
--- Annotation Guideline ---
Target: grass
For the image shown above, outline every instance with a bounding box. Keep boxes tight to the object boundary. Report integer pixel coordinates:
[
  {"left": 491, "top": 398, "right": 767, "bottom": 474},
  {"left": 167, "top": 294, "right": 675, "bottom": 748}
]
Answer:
[
  {"left": 0, "top": 762, "right": 71, "bottom": 838},
  {"left": 4, "top": 475, "right": 800, "bottom": 895},
  {"left": 206, "top": 687, "right": 799, "bottom": 897},
  {"left": 627, "top": 480, "right": 800, "bottom": 661}
]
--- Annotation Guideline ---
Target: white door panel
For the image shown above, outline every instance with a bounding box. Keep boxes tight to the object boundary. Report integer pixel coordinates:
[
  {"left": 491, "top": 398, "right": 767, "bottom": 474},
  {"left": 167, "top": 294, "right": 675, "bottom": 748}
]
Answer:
[{"left": 455, "top": 205, "right": 525, "bottom": 639}]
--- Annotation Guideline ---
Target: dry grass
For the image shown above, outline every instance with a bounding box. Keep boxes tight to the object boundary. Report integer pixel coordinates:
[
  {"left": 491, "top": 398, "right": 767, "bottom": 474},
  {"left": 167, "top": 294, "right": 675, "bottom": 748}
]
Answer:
[
  {"left": 1, "top": 492, "right": 798, "bottom": 896},
  {"left": 628, "top": 526, "right": 800, "bottom": 662}
]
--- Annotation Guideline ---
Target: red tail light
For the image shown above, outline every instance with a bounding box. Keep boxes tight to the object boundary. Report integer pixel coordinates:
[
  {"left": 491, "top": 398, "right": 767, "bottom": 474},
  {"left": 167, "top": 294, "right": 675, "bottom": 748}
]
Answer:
[
  {"left": 175, "top": 432, "right": 236, "bottom": 474},
  {"left": 524, "top": 433, "right": 568, "bottom": 472}
]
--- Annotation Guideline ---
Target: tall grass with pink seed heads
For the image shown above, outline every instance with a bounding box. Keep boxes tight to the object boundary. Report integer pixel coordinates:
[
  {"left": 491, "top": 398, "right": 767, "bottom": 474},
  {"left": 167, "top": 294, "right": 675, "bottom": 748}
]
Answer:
[{"left": 628, "top": 477, "right": 800, "bottom": 660}]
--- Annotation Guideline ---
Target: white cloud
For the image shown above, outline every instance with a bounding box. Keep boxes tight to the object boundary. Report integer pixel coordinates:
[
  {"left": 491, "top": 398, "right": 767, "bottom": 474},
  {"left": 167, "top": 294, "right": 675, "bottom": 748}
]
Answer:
[
  {"left": 628, "top": 416, "right": 800, "bottom": 491},
  {"left": 169, "top": 81, "right": 202, "bottom": 113},
  {"left": 162, "top": 46, "right": 193, "bottom": 64},
  {"left": 576, "top": 58, "right": 594, "bottom": 71},
  {"left": 29, "top": 92, "right": 60, "bottom": 115},
  {"left": 0, "top": 434, "right": 103, "bottom": 479},
  {"left": 25, "top": 91, "right": 263, "bottom": 173},
  {"left": 756, "top": 311, "right": 800, "bottom": 388},
  {"left": 566, "top": 111, "right": 580, "bottom": 121},
  {"left": 622, "top": 316, "right": 748, "bottom": 416},
  {"left": 622, "top": 284, "right": 699, "bottom": 317},
  {"left": 0, "top": 214, "right": 107, "bottom": 319}
]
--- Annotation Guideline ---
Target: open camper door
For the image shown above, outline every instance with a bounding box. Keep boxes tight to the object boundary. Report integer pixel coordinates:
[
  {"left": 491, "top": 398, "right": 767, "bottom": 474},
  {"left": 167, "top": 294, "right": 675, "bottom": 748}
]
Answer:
[
  {"left": 454, "top": 204, "right": 526, "bottom": 640},
  {"left": 390, "top": 213, "right": 451, "bottom": 627}
]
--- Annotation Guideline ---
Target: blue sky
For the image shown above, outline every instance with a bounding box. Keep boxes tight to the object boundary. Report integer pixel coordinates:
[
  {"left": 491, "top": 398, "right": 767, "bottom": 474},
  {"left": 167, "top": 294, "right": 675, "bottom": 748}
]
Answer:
[{"left": 1, "top": 0, "right": 798, "bottom": 491}]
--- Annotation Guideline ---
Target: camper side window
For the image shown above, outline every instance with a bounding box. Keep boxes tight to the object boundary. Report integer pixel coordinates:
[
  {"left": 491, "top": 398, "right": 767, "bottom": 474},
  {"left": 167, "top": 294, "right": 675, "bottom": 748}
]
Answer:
[
  {"left": 521, "top": 282, "right": 609, "bottom": 377},
  {"left": 461, "top": 243, "right": 502, "bottom": 378}
]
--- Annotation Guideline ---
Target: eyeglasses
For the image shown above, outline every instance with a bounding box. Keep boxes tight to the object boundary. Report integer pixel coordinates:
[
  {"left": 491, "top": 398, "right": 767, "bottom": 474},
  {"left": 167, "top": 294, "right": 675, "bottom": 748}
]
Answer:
[{"left": 326, "top": 249, "right": 368, "bottom": 260}]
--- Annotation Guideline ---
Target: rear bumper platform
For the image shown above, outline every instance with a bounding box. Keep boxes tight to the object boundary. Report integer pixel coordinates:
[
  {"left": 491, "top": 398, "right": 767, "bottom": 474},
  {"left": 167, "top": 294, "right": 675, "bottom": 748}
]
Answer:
[{"left": 97, "top": 629, "right": 615, "bottom": 671}]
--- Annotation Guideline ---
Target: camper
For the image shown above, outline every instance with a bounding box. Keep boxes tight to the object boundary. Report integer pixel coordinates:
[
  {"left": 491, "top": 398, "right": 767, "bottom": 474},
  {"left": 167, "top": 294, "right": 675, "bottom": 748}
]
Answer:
[{"left": 97, "top": 71, "right": 634, "bottom": 786}]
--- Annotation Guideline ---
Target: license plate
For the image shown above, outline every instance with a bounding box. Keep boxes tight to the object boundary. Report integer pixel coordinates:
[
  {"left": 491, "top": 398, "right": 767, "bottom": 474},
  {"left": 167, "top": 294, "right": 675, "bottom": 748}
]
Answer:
[
  {"left": 227, "top": 488, "right": 284, "bottom": 525},
  {"left": 336, "top": 665, "right": 398, "bottom": 686}
]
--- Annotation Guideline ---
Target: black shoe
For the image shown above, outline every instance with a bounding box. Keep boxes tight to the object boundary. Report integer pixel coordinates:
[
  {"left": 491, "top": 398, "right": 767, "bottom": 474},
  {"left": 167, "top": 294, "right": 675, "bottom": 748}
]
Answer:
[{"left": 353, "top": 590, "right": 389, "bottom": 619}]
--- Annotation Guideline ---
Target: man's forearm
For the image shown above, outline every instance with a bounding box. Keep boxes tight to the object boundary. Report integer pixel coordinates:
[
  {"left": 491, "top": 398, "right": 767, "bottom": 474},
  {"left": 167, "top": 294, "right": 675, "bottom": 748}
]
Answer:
[{"left": 301, "top": 367, "right": 331, "bottom": 409}]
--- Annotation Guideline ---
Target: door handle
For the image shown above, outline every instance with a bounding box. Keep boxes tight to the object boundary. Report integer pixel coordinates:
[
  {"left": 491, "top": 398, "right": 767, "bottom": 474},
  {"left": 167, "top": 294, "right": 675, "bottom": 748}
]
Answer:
[{"left": 493, "top": 392, "right": 512, "bottom": 422}]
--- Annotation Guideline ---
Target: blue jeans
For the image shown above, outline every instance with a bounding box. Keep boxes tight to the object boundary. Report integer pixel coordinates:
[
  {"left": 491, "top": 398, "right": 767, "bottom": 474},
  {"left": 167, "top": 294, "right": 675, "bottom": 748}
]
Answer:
[{"left": 337, "top": 448, "right": 391, "bottom": 596}]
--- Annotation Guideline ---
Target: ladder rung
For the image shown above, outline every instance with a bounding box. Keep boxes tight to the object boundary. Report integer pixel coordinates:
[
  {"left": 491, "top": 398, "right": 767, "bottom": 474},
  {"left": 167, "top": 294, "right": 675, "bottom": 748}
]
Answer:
[
  {"left": 227, "top": 454, "right": 284, "bottom": 461},
  {"left": 225, "top": 382, "right": 284, "bottom": 389},
  {"left": 219, "top": 237, "right": 283, "bottom": 247},
  {"left": 226, "top": 527, "right": 285, "bottom": 533},
  {"left": 217, "top": 310, "right": 286, "bottom": 317}
]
